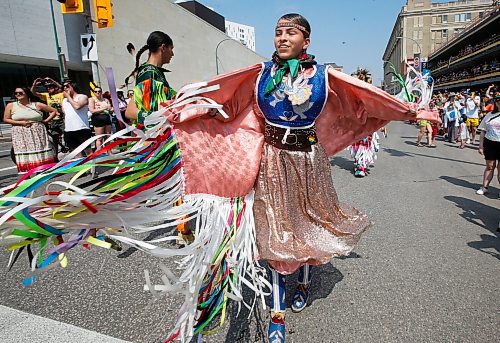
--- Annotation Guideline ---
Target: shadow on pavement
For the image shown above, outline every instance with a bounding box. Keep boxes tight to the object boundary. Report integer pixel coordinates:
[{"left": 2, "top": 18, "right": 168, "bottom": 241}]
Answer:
[
  {"left": 444, "top": 195, "right": 499, "bottom": 232},
  {"left": 224, "top": 262, "right": 344, "bottom": 343},
  {"left": 330, "top": 156, "right": 354, "bottom": 173},
  {"left": 383, "top": 146, "right": 485, "bottom": 167},
  {"left": 444, "top": 195, "right": 499, "bottom": 259},
  {"left": 440, "top": 175, "right": 479, "bottom": 191},
  {"left": 441, "top": 175, "right": 498, "bottom": 199},
  {"left": 382, "top": 146, "right": 413, "bottom": 157},
  {"left": 468, "top": 234, "right": 499, "bottom": 260}
]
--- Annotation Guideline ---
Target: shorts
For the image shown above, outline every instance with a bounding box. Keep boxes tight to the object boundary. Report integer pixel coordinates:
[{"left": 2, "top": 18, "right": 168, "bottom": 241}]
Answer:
[
  {"left": 466, "top": 117, "right": 479, "bottom": 128},
  {"left": 91, "top": 113, "right": 112, "bottom": 127},
  {"left": 483, "top": 138, "right": 500, "bottom": 161},
  {"left": 418, "top": 120, "right": 430, "bottom": 127},
  {"left": 64, "top": 129, "right": 92, "bottom": 150}
]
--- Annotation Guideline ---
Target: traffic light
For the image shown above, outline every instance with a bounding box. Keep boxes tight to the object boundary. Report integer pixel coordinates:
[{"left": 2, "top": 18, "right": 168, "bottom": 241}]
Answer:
[
  {"left": 58, "top": 0, "right": 84, "bottom": 14},
  {"left": 94, "top": 0, "right": 113, "bottom": 28}
]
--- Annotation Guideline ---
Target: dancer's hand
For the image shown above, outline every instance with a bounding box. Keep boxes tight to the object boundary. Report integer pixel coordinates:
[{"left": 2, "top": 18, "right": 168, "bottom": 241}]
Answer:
[{"left": 478, "top": 147, "right": 484, "bottom": 155}]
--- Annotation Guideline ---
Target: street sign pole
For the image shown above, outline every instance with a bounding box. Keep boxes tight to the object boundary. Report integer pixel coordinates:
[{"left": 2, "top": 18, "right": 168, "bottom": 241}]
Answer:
[
  {"left": 81, "top": 33, "right": 100, "bottom": 85},
  {"left": 49, "top": 0, "right": 65, "bottom": 82}
]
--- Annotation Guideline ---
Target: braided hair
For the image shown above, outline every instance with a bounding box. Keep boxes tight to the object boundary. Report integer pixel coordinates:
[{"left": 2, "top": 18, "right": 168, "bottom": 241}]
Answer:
[{"left": 135, "top": 31, "right": 173, "bottom": 72}]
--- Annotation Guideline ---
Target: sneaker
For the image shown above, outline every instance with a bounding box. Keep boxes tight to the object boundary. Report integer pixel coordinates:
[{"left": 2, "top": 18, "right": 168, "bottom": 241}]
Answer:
[
  {"left": 268, "top": 314, "right": 285, "bottom": 343},
  {"left": 476, "top": 187, "right": 488, "bottom": 195},
  {"left": 291, "top": 284, "right": 310, "bottom": 313},
  {"left": 466, "top": 138, "right": 471, "bottom": 144}
]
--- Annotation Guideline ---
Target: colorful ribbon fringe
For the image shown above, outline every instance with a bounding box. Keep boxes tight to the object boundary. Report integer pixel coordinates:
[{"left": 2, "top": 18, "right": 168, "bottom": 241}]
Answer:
[{"left": 0, "top": 79, "right": 269, "bottom": 343}]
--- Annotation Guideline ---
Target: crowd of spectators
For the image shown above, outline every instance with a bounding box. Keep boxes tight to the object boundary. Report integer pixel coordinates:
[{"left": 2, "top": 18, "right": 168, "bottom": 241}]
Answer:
[
  {"left": 3, "top": 77, "right": 134, "bottom": 173},
  {"left": 435, "top": 33, "right": 498, "bottom": 69},
  {"left": 417, "top": 83, "right": 498, "bottom": 146},
  {"left": 415, "top": 83, "right": 500, "bottom": 198},
  {"left": 434, "top": 58, "right": 499, "bottom": 84}
]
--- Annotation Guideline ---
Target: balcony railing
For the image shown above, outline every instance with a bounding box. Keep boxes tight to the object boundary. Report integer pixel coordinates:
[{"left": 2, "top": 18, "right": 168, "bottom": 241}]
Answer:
[
  {"left": 432, "top": 35, "right": 499, "bottom": 73},
  {"left": 434, "top": 69, "right": 500, "bottom": 88}
]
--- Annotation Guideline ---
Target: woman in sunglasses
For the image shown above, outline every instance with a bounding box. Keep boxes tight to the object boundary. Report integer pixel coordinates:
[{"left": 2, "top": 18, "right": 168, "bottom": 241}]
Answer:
[
  {"left": 3, "top": 87, "right": 57, "bottom": 173},
  {"left": 88, "top": 86, "right": 113, "bottom": 150}
]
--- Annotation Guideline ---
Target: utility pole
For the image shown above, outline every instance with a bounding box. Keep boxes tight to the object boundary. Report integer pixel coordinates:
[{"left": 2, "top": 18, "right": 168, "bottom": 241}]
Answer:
[{"left": 49, "top": 0, "right": 65, "bottom": 82}]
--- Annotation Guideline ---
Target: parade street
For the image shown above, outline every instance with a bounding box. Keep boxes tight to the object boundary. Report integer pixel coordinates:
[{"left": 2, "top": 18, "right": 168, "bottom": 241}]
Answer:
[{"left": 0, "top": 121, "right": 498, "bottom": 343}]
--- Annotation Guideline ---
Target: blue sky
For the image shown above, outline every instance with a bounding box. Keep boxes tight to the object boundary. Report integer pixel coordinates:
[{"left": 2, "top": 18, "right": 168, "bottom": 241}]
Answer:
[{"left": 198, "top": 0, "right": 416, "bottom": 85}]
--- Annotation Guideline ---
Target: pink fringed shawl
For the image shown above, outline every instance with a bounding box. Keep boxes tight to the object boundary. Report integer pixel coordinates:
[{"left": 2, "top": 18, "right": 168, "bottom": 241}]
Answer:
[{"left": 167, "top": 63, "right": 439, "bottom": 198}]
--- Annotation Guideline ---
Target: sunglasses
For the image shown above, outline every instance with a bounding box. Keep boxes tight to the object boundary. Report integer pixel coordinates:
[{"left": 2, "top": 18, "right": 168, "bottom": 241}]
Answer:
[
  {"left": 63, "top": 84, "right": 71, "bottom": 89},
  {"left": 94, "top": 90, "right": 102, "bottom": 93},
  {"left": 14, "top": 92, "right": 25, "bottom": 96}
]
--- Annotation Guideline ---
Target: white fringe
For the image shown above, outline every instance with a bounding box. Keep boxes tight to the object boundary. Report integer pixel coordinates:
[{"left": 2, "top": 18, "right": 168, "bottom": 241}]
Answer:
[{"left": 109, "top": 192, "right": 270, "bottom": 342}]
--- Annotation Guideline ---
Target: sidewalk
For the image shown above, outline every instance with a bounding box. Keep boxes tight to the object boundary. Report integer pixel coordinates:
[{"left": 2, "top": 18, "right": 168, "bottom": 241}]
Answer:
[{"left": 0, "top": 305, "right": 130, "bottom": 343}]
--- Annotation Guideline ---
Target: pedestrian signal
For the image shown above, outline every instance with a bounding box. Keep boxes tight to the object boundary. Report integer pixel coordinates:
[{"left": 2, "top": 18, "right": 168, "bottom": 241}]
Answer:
[
  {"left": 58, "top": 0, "right": 84, "bottom": 14},
  {"left": 94, "top": 0, "right": 113, "bottom": 28}
]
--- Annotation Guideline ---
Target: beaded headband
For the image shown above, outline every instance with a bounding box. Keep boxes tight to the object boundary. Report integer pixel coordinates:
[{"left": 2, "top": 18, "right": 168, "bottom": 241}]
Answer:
[{"left": 276, "top": 21, "right": 310, "bottom": 35}]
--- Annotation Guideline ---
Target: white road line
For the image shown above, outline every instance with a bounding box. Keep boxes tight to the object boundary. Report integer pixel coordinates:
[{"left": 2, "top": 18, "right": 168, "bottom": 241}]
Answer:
[
  {"left": 0, "top": 149, "right": 11, "bottom": 153},
  {"left": 0, "top": 166, "right": 17, "bottom": 172},
  {"left": 0, "top": 305, "right": 130, "bottom": 343}
]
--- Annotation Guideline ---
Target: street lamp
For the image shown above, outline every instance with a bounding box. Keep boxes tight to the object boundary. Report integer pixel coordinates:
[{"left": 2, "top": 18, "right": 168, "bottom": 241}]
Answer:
[
  {"left": 215, "top": 38, "right": 236, "bottom": 75},
  {"left": 396, "top": 35, "right": 422, "bottom": 55}
]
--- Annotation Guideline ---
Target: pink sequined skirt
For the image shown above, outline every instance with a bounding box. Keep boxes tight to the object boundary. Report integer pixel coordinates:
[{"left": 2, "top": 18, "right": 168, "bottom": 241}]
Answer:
[{"left": 254, "top": 142, "right": 372, "bottom": 275}]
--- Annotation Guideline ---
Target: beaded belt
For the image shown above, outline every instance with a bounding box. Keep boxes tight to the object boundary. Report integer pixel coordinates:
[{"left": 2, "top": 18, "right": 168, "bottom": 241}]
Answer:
[{"left": 264, "top": 122, "right": 317, "bottom": 152}]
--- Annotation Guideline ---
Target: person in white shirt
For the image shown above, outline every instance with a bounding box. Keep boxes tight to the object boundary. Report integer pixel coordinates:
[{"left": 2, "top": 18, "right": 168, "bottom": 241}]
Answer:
[
  {"left": 443, "top": 93, "right": 462, "bottom": 143},
  {"left": 61, "top": 80, "right": 93, "bottom": 157},
  {"left": 465, "top": 91, "right": 481, "bottom": 144},
  {"left": 476, "top": 94, "right": 500, "bottom": 196}
]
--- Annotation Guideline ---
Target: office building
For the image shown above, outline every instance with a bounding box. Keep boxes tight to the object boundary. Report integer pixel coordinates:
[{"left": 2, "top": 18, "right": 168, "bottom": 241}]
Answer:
[
  {"left": 382, "top": 0, "right": 493, "bottom": 94},
  {"left": 225, "top": 20, "right": 256, "bottom": 51}
]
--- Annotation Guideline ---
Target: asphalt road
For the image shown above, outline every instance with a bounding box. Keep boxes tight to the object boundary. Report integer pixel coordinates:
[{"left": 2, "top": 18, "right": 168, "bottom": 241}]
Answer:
[{"left": 0, "top": 121, "right": 498, "bottom": 343}]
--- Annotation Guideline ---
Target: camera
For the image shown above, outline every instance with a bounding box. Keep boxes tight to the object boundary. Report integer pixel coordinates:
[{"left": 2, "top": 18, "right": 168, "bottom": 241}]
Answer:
[{"left": 39, "top": 79, "right": 50, "bottom": 87}]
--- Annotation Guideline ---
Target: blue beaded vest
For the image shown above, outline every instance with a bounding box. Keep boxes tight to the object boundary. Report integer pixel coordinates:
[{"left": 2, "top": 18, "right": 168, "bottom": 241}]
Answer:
[{"left": 257, "top": 61, "right": 327, "bottom": 128}]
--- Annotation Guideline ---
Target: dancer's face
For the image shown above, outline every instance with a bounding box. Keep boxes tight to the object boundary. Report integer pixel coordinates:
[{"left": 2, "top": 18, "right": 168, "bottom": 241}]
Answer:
[
  {"left": 274, "top": 21, "right": 310, "bottom": 60},
  {"left": 161, "top": 44, "right": 174, "bottom": 64}
]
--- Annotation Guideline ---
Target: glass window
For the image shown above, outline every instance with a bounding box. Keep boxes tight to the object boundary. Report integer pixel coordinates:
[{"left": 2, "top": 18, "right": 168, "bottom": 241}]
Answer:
[
  {"left": 419, "top": 30, "right": 423, "bottom": 40},
  {"left": 442, "top": 15, "right": 448, "bottom": 23},
  {"left": 442, "top": 29, "right": 448, "bottom": 38},
  {"left": 466, "top": 13, "right": 471, "bottom": 21},
  {"left": 432, "top": 16, "right": 437, "bottom": 24}
]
